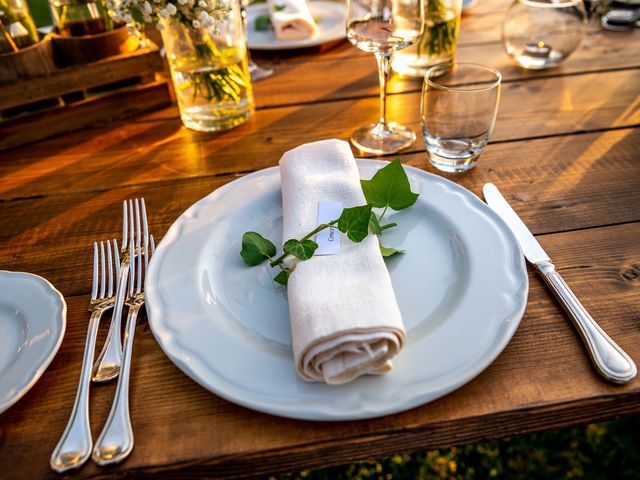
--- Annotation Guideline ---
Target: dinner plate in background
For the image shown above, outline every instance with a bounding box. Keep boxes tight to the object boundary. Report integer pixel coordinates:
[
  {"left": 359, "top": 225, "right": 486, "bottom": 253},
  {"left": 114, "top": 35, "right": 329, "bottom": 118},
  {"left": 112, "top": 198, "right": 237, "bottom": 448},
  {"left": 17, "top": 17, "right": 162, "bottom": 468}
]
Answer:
[
  {"left": 0, "top": 271, "right": 66, "bottom": 414},
  {"left": 146, "top": 160, "right": 528, "bottom": 421},
  {"left": 247, "top": 1, "right": 346, "bottom": 50}
]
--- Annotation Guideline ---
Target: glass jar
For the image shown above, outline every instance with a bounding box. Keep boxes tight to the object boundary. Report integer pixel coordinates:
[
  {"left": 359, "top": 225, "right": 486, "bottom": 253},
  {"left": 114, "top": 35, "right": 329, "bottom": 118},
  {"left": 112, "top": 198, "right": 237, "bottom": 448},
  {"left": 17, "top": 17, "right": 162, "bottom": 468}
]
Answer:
[
  {"left": 160, "top": 5, "right": 254, "bottom": 132},
  {"left": 48, "top": 0, "right": 112, "bottom": 36},
  {"left": 502, "top": 0, "right": 587, "bottom": 69},
  {"left": 391, "top": 0, "right": 463, "bottom": 78},
  {"left": 0, "top": 0, "right": 38, "bottom": 53}
]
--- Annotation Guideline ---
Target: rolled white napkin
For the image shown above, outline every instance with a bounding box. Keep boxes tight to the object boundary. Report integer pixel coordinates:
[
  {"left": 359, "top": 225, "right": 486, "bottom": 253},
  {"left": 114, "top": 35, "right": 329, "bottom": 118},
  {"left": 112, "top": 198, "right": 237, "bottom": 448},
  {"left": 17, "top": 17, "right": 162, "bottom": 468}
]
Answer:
[
  {"left": 280, "top": 139, "right": 406, "bottom": 385},
  {"left": 267, "top": 0, "right": 319, "bottom": 40}
]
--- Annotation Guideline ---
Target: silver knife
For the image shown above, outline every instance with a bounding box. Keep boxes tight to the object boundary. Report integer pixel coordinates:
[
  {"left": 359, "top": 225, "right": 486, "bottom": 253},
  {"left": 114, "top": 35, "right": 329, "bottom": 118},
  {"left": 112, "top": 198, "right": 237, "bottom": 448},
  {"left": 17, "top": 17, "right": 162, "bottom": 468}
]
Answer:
[{"left": 483, "top": 183, "right": 636, "bottom": 384}]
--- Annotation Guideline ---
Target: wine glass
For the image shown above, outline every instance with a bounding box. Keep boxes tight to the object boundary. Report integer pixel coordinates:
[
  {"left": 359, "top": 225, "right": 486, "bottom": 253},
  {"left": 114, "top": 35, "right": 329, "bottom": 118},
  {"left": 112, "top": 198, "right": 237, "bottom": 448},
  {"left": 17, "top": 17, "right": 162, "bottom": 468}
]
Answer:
[
  {"left": 240, "top": 0, "right": 273, "bottom": 81},
  {"left": 346, "top": 0, "right": 424, "bottom": 155}
]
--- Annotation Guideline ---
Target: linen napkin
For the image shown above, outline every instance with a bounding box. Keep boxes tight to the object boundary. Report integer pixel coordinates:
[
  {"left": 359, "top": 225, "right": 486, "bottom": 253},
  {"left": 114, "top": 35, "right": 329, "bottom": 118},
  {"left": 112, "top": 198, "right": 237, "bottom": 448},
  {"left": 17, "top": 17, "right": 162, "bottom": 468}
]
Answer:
[
  {"left": 267, "top": 0, "right": 318, "bottom": 40},
  {"left": 280, "top": 139, "right": 406, "bottom": 385}
]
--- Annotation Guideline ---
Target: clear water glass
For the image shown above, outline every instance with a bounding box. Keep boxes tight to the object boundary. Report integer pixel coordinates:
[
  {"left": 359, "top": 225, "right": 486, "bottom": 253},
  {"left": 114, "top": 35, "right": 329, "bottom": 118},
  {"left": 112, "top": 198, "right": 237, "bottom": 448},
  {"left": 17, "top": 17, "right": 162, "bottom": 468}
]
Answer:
[
  {"left": 421, "top": 63, "right": 501, "bottom": 173},
  {"left": 502, "top": 0, "right": 587, "bottom": 70}
]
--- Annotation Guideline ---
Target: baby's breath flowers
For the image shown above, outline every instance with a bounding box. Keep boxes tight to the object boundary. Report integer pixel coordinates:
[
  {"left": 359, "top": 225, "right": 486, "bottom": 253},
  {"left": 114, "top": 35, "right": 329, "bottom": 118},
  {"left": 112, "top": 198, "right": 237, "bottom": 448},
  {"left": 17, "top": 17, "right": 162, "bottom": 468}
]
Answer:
[{"left": 106, "top": 0, "right": 231, "bottom": 36}]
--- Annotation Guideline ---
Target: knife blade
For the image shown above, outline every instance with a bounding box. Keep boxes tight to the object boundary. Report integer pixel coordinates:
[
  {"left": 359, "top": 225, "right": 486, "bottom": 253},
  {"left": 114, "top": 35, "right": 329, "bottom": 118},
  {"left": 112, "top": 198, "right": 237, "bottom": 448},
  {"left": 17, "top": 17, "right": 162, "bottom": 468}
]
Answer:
[{"left": 483, "top": 183, "right": 636, "bottom": 384}]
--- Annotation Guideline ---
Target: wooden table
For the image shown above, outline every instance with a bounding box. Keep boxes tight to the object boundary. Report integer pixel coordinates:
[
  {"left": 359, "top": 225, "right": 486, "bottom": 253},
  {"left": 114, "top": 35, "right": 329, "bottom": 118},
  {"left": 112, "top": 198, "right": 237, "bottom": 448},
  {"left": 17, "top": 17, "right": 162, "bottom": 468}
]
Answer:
[{"left": 1, "top": 1, "right": 639, "bottom": 477}]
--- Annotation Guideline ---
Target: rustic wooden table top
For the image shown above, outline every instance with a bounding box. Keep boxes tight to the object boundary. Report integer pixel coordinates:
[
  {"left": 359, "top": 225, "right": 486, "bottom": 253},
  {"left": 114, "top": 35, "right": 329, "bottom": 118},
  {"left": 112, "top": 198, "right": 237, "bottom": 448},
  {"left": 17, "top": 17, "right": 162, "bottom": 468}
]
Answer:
[{"left": 1, "top": 0, "right": 639, "bottom": 478}]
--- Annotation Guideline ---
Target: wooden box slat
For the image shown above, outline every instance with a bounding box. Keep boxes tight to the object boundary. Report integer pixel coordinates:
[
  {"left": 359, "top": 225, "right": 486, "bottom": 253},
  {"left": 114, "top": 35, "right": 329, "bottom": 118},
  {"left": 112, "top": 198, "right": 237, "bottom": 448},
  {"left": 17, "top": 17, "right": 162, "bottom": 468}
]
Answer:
[{"left": 0, "top": 45, "right": 165, "bottom": 111}]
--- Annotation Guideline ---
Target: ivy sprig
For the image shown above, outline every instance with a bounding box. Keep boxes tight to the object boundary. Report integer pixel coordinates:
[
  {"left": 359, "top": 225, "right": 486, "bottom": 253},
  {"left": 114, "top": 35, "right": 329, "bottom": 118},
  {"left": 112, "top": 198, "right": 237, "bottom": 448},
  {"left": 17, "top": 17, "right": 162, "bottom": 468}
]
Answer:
[{"left": 240, "top": 159, "right": 418, "bottom": 286}]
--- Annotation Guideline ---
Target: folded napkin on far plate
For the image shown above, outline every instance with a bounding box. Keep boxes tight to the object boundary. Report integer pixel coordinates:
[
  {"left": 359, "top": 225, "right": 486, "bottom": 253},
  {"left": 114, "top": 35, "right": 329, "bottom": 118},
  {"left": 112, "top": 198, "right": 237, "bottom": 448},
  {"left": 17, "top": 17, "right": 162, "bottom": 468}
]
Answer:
[
  {"left": 280, "top": 139, "right": 406, "bottom": 385},
  {"left": 267, "top": 0, "right": 318, "bottom": 40}
]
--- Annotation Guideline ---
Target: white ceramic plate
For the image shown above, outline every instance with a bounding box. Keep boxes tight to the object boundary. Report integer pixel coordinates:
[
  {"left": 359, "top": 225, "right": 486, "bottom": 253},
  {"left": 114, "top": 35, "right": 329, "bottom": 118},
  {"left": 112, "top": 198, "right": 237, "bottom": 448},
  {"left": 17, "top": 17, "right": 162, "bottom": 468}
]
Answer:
[
  {"left": 146, "top": 160, "right": 528, "bottom": 421},
  {"left": 247, "top": 1, "right": 346, "bottom": 50},
  {"left": 0, "top": 271, "right": 66, "bottom": 414}
]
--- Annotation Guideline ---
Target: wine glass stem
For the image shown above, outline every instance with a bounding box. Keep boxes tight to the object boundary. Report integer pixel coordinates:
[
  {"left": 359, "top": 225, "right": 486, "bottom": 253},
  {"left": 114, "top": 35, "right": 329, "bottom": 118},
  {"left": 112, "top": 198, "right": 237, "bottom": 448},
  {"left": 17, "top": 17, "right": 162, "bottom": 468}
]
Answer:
[{"left": 375, "top": 52, "right": 392, "bottom": 130}]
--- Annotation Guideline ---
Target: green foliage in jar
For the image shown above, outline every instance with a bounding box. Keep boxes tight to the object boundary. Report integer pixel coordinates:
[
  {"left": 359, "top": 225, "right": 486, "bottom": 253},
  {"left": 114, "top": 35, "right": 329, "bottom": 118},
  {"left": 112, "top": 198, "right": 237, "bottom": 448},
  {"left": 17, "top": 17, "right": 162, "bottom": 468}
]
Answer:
[{"left": 417, "top": 0, "right": 459, "bottom": 58}]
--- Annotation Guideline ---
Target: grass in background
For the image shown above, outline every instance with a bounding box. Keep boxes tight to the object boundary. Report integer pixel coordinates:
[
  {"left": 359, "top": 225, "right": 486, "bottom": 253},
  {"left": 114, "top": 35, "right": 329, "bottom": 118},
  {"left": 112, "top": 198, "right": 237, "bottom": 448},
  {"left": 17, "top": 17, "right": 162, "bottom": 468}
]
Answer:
[
  {"left": 261, "top": 417, "right": 640, "bottom": 479},
  {"left": 26, "top": 0, "right": 51, "bottom": 27}
]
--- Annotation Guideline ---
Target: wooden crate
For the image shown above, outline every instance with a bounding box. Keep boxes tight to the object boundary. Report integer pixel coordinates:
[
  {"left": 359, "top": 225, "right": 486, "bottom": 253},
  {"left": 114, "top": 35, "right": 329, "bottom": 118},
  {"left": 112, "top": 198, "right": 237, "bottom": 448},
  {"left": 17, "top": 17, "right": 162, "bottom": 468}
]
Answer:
[{"left": 0, "top": 41, "right": 172, "bottom": 151}]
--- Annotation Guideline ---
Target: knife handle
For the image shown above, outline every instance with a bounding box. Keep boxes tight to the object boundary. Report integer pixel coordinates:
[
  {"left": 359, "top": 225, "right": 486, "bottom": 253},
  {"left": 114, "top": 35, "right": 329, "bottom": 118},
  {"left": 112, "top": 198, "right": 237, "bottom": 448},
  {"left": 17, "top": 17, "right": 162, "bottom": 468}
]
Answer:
[{"left": 534, "top": 261, "right": 636, "bottom": 384}]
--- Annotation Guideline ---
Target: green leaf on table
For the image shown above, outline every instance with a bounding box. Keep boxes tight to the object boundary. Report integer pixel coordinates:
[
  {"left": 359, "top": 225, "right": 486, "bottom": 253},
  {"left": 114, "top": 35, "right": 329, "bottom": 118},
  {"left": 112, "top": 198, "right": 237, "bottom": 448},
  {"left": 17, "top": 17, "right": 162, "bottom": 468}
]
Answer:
[
  {"left": 240, "top": 232, "right": 277, "bottom": 266},
  {"left": 273, "top": 4, "right": 286, "bottom": 11},
  {"left": 338, "top": 204, "right": 372, "bottom": 242},
  {"left": 360, "top": 159, "right": 419, "bottom": 210},
  {"left": 369, "top": 211, "right": 382, "bottom": 235},
  {"left": 379, "top": 240, "right": 403, "bottom": 258},
  {"left": 283, "top": 239, "right": 318, "bottom": 260},
  {"left": 254, "top": 15, "right": 271, "bottom": 31},
  {"left": 273, "top": 270, "right": 290, "bottom": 286}
]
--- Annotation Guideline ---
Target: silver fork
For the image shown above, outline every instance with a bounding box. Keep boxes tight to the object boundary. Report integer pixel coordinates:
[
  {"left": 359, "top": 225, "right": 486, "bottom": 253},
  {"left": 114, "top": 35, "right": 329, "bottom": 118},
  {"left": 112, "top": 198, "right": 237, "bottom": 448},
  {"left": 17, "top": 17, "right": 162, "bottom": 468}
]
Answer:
[
  {"left": 93, "top": 235, "right": 156, "bottom": 465},
  {"left": 51, "top": 240, "right": 119, "bottom": 473},
  {"left": 93, "top": 198, "right": 149, "bottom": 382}
]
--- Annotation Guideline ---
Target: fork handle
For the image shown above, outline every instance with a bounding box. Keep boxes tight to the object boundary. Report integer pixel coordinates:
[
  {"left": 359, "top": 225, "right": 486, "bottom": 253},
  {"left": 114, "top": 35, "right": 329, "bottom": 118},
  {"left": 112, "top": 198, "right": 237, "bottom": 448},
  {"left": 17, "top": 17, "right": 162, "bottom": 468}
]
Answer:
[
  {"left": 50, "top": 309, "right": 102, "bottom": 473},
  {"left": 92, "top": 303, "right": 141, "bottom": 465},
  {"left": 535, "top": 260, "right": 637, "bottom": 384}
]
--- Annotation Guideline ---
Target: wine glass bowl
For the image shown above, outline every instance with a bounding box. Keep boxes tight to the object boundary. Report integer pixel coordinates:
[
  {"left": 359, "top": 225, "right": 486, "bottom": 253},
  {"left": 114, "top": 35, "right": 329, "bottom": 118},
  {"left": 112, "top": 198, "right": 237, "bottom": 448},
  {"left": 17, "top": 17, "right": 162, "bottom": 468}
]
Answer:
[
  {"left": 502, "top": 0, "right": 587, "bottom": 70},
  {"left": 346, "top": 0, "right": 424, "bottom": 155}
]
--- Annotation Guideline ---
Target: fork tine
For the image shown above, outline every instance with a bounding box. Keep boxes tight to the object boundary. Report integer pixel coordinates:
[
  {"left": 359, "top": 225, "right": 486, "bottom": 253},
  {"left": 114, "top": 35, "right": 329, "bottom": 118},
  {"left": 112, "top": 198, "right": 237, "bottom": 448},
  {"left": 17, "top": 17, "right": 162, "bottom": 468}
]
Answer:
[
  {"left": 134, "top": 198, "right": 141, "bottom": 251},
  {"left": 113, "top": 239, "right": 120, "bottom": 279},
  {"left": 99, "top": 241, "right": 106, "bottom": 299},
  {"left": 150, "top": 234, "right": 156, "bottom": 256},
  {"left": 91, "top": 242, "right": 98, "bottom": 300},
  {"left": 129, "top": 241, "right": 135, "bottom": 296},
  {"left": 136, "top": 235, "right": 142, "bottom": 294},
  {"left": 106, "top": 240, "right": 114, "bottom": 297},
  {"left": 141, "top": 198, "right": 149, "bottom": 255},
  {"left": 128, "top": 200, "right": 134, "bottom": 254},
  {"left": 122, "top": 201, "right": 128, "bottom": 250}
]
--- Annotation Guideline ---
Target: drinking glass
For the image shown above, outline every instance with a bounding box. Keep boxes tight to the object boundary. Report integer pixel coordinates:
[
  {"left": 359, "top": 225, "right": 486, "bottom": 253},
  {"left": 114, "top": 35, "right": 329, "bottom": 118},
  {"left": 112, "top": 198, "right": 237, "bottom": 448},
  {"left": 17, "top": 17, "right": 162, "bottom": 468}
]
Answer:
[
  {"left": 502, "top": 0, "right": 587, "bottom": 70},
  {"left": 421, "top": 63, "right": 501, "bottom": 173},
  {"left": 346, "top": 0, "right": 424, "bottom": 155},
  {"left": 48, "top": 0, "right": 112, "bottom": 36}
]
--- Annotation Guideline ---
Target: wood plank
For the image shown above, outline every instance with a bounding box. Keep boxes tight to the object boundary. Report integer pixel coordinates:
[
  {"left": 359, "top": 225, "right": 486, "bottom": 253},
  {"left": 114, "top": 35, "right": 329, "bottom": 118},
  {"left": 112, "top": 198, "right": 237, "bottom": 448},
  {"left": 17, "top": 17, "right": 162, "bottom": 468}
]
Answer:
[
  {"left": 1, "top": 222, "right": 638, "bottom": 479},
  {"left": 0, "top": 69, "right": 638, "bottom": 198},
  {"left": 251, "top": 29, "right": 640, "bottom": 108},
  {"left": 0, "top": 47, "right": 165, "bottom": 111},
  {"left": 0, "top": 81, "right": 172, "bottom": 151},
  {"left": 0, "top": 128, "right": 638, "bottom": 299}
]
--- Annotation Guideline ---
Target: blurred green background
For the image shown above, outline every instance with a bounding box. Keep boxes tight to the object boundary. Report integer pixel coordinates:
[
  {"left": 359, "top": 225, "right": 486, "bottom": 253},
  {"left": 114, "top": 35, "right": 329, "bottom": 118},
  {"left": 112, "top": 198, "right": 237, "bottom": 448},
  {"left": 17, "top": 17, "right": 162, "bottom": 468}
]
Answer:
[
  {"left": 261, "top": 417, "right": 640, "bottom": 480},
  {"left": 20, "top": 1, "right": 640, "bottom": 479}
]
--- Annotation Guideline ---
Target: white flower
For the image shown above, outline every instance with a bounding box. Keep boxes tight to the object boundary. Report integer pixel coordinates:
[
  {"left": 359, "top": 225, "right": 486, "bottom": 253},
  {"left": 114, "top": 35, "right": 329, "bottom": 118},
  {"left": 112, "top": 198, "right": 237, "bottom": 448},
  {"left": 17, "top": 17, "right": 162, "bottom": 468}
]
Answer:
[
  {"left": 159, "top": 8, "right": 169, "bottom": 17},
  {"left": 198, "top": 0, "right": 207, "bottom": 7},
  {"left": 156, "top": 22, "right": 165, "bottom": 30},
  {"left": 192, "top": 19, "right": 201, "bottom": 28},
  {"left": 143, "top": 1, "right": 152, "bottom": 13},
  {"left": 123, "top": 13, "right": 133, "bottom": 23},
  {"left": 166, "top": 2, "right": 177, "bottom": 14},
  {"left": 178, "top": 0, "right": 187, "bottom": 4}
]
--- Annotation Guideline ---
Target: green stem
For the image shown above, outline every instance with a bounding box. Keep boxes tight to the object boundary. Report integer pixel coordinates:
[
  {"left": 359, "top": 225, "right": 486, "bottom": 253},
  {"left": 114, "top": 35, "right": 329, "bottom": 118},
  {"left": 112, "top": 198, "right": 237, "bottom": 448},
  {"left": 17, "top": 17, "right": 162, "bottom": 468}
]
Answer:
[
  {"left": 269, "top": 219, "right": 339, "bottom": 267},
  {"left": 380, "top": 222, "right": 397, "bottom": 231}
]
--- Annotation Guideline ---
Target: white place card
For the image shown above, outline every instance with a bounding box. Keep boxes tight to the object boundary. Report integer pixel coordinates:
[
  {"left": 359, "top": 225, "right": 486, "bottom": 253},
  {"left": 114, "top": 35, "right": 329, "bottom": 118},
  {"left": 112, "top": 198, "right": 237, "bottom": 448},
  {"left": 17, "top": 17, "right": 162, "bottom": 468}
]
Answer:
[{"left": 315, "top": 201, "right": 342, "bottom": 255}]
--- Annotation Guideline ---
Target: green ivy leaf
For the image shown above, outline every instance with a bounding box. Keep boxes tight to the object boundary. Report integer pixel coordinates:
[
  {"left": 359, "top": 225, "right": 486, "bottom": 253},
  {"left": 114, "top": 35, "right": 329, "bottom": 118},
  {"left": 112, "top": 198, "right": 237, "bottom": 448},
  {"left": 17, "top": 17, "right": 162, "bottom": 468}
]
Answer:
[
  {"left": 360, "top": 159, "right": 419, "bottom": 210},
  {"left": 283, "top": 239, "right": 318, "bottom": 260},
  {"left": 369, "top": 211, "right": 382, "bottom": 235},
  {"left": 338, "top": 204, "right": 372, "bottom": 242},
  {"left": 379, "top": 240, "right": 404, "bottom": 258},
  {"left": 240, "top": 232, "right": 277, "bottom": 266},
  {"left": 254, "top": 15, "right": 271, "bottom": 31},
  {"left": 273, "top": 270, "right": 289, "bottom": 286}
]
